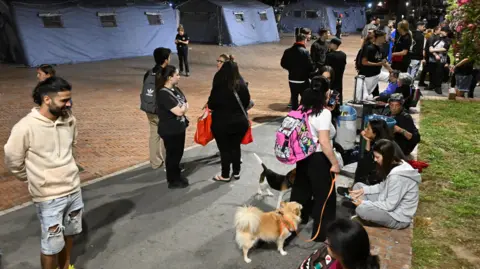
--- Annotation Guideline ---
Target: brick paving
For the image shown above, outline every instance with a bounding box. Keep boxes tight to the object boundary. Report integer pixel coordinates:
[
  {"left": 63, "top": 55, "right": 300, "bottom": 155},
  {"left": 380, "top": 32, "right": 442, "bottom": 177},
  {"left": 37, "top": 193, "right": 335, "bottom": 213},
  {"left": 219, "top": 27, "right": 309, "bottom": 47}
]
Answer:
[{"left": 0, "top": 35, "right": 412, "bottom": 269}]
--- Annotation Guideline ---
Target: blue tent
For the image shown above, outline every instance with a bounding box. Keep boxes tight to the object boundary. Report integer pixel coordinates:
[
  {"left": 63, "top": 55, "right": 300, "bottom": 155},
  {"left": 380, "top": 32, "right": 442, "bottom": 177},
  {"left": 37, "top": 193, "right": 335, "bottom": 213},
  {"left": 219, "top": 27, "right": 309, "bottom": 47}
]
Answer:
[
  {"left": 279, "top": 0, "right": 366, "bottom": 35},
  {"left": 177, "top": 0, "right": 279, "bottom": 46},
  {"left": 3, "top": 0, "right": 179, "bottom": 66}
]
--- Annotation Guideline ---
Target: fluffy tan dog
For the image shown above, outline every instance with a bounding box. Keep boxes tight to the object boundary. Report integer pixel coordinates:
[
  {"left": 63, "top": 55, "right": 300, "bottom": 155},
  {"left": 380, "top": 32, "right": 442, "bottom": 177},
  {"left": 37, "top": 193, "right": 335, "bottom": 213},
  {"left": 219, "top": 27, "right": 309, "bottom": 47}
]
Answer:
[{"left": 234, "top": 201, "right": 302, "bottom": 263}]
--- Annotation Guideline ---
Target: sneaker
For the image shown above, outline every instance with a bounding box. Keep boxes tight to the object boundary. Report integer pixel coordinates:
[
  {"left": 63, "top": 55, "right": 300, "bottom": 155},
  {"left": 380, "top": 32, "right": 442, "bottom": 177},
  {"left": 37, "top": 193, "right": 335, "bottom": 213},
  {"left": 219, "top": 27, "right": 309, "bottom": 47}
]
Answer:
[
  {"left": 418, "top": 82, "right": 428, "bottom": 87},
  {"left": 164, "top": 166, "right": 186, "bottom": 172},
  {"left": 434, "top": 88, "right": 443, "bottom": 95},
  {"left": 168, "top": 180, "right": 189, "bottom": 189},
  {"left": 57, "top": 265, "right": 75, "bottom": 269},
  {"left": 186, "top": 72, "right": 190, "bottom": 77}
]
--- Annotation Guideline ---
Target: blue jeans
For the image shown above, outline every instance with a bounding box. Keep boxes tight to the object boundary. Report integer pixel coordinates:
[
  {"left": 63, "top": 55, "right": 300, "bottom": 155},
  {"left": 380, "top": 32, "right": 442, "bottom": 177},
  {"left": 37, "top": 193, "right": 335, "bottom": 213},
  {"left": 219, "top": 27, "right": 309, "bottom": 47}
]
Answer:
[{"left": 35, "top": 191, "right": 84, "bottom": 255}]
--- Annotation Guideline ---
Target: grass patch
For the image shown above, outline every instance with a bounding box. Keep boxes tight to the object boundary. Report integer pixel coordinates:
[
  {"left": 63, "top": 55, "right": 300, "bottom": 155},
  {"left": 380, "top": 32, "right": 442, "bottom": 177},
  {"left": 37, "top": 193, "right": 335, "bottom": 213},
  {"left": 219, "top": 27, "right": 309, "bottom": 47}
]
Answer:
[{"left": 413, "top": 100, "right": 480, "bottom": 269}]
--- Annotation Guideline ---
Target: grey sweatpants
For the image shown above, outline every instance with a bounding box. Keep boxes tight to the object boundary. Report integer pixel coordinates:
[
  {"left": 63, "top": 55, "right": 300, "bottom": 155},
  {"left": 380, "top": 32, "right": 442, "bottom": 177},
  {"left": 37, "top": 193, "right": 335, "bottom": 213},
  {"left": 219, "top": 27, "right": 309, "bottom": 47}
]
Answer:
[{"left": 353, "top": 183, "right": 411, "bottom": 229}]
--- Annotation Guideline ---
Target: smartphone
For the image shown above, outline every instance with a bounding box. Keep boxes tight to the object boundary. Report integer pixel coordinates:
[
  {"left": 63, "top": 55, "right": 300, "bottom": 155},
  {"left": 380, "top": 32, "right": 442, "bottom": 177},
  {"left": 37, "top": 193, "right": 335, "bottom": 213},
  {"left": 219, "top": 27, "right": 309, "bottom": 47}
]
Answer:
[
  {"left": 328, "top": 92, "right": 339, "bottom": 106},
  {"left": 337, "top": 187, "right": 352, "bottom": 199}
]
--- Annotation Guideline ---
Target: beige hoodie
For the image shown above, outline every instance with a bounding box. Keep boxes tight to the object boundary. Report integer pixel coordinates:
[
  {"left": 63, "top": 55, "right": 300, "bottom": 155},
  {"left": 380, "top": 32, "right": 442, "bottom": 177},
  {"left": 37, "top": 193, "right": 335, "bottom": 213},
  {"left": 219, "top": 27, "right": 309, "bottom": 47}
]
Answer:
[{"left": 4, "top": 108, "right": 80, "bottom": 202}]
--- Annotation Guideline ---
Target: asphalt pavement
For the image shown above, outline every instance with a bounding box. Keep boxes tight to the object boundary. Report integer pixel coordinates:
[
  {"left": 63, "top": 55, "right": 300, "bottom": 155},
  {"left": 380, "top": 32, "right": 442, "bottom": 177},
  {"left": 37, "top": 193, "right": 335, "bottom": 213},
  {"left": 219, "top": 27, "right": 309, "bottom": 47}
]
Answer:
[{"left": 0, "top": 119, "right": 352, "bottom": 269}]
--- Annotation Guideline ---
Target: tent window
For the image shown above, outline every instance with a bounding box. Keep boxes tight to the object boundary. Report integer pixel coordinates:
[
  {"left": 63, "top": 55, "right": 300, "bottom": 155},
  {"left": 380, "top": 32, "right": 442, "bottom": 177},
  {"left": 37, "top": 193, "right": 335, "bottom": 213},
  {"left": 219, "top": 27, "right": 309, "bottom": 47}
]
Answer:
[
  {"left": 146, "top": 14, "right": 163, "bottom": 25},
  {"left": 305, "top": 10, "right": 318, "bottom": 19},
  {"left": 99, "top": 15, "right": 117, "bottom": 27},
  {"left": 40, "top": 15, "right": 63, "bottom": 28},
  {"left": 259, "top": 11, "right": 268, "bottom": 21},
  {"left": 234, "top": 12, "right": 244, "bottom": 22},
  {"left": 293, "top": 10, "right": 302, "bottom": 18}
]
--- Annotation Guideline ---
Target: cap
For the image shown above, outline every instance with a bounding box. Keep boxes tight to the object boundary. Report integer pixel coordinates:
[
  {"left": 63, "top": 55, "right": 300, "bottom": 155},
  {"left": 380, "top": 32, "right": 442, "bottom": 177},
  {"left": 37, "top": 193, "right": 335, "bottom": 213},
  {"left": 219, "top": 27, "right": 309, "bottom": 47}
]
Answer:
[
  {"left": 330, "top": 37, "right": 342, "bottom": 46},
  {"left": 388, "top": 93, "right": 404, "bottom": 104},
  {"left": 416, "top": 21, "right": 426, "bottom": 26}
]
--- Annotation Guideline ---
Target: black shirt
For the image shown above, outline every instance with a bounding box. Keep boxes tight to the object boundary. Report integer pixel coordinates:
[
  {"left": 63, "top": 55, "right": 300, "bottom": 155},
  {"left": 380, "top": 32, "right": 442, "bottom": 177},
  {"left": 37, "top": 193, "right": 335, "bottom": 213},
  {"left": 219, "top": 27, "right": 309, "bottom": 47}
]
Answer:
[
  {"left": 326, "top": 50, "right": 347, "bottom": 90},
  {"left": 455, "top": 59, "right": 474, "bottom": 75},
  {"left": 410, "top": 30, "right": 425, "bottom": 60},
  {"left": 175, "top": 33, "right": 189, "bottom": 50},
  {"left": 156, "top": 87, "right": 189, "bottom": 136},
  {"left": 359, "top": 43, "right": 383, "bottom": 77},
  {"left": 393, "top": 33, "right": 412, "bottom": 63}
]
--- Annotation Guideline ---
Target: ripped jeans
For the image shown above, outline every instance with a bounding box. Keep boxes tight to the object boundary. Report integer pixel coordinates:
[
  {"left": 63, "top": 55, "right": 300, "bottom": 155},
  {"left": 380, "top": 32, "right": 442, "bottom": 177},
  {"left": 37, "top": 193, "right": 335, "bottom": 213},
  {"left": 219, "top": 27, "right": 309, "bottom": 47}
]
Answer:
[{"left": 35, "top": 191, "right": 84, "bottom": 255}]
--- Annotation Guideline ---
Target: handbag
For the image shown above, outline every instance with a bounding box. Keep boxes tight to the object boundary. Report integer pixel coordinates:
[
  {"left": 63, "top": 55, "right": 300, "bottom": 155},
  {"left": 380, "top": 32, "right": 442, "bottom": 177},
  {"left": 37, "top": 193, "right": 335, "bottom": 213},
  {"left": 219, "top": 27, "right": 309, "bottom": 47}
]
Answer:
[
  {"left": 194, "top": 106, "right": 213, "bottom": 146},
  {"left": 391, "top": 55, "right": 403, "bottom": 62},
  {"left": 233, "top": 90, "right": 253, "bottom": 145}
]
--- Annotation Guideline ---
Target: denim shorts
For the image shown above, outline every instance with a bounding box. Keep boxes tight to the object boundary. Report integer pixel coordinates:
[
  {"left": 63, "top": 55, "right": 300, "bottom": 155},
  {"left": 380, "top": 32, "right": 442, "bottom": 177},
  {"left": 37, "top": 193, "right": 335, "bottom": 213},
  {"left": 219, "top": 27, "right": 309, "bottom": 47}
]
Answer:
[{"left": 34, "top": 191, "right": 84, "bottom": 255}]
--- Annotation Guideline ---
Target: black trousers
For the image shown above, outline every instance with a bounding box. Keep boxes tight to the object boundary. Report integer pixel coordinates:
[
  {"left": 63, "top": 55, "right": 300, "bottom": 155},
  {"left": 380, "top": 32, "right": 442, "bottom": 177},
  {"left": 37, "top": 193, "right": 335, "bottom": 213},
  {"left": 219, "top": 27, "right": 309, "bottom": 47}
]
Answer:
[
  {"left": 430, "top": 62, "right": 445, "bottom": 90},
  {"left": 212, "top": 124, "right": 248, "bottom": 178},
  {"left": 290, "top": 152, "right": 336, "bottom": 242},
  {"left": 391, "top": 60, "right": 410, "bottom": 73},
  {"left": 178, "top": 48, "right": 190, "bottom": 73},
  {"left": 289, "top": 81, "right": 309, "bottom": 110},
  {"left": 161, "top": 132, "right": 186, "bottom": 183},
  {"left": 419, "top": 62, "right": 430, "bottom": 85}
]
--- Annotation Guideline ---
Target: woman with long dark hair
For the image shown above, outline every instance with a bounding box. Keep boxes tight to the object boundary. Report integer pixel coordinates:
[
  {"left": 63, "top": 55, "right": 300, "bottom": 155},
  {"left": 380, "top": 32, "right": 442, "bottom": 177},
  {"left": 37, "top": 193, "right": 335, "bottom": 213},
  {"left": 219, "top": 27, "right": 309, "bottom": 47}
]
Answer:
[
  {"left": 325, "top": 218, "right": 380, "bottom": 269},
  {"left": 350, "top": 139, "right": 421, "bottom": 229},
  {"left": 290, "top": 76, "right": 340, "bottom": 242},
  {"left": 156, "top": 65, "right": 189, "bottom": 189},
  {"left": 209, "top": 60, "right": 250, "bottom": 182},
  {"left": 355, "top": 119, "right": 405, "bottom": 185}
]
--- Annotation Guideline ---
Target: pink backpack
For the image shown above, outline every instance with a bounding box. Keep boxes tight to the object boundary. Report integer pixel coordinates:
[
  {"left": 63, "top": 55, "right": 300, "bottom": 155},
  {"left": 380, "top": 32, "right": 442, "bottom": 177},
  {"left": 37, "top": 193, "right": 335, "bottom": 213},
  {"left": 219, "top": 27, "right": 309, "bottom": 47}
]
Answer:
[{"left": 274, "top": 107, "right": 317, "bottom": 164}]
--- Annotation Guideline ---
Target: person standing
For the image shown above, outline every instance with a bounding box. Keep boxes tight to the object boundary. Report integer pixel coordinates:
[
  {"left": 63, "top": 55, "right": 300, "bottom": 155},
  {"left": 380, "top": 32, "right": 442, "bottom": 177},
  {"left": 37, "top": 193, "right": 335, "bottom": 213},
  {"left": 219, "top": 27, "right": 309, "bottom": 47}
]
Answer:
[
  {"left": 156, "top": 65, "right": 190, "bottom": 189},
  {"left": 419, "top": 26, "right": 441, "bottom": 88},
  {"left": 209, "top": 60, "right": 250, "bottom": 182},
  {"left": 140, "top": 47, "right": 171, "bottom": 170},
  {"left": 175, "top": 25, "right": 190, "bottom": 77},
  {"left": 408, "top": 21, "right": 426, "bottom": 81},
  {"left": 335, "top": 15, "right": 342, "bottom": 39},
  {"left": 4, "top": 77, "right": 82, "bottom": 269},
  {"left": 361, "top": 17, "right": 379, "bottom": 41},
  {"left": 280, "top": 28, "right": 314, "bottom": 110},
  {"left": 290, "top": 76, "right": 340, "bottom": 242},
  {"left": 428, "top": 27, "right": 451, "bottom": 94},
  {"left": 326, "top": 37, "right": 347, "bottom": 104},
  {"left": 311, "top": 28, "right": 329, "bottom": 72},
  {"left": 391, "top": 20, "right": 413, "bottom": 72}
]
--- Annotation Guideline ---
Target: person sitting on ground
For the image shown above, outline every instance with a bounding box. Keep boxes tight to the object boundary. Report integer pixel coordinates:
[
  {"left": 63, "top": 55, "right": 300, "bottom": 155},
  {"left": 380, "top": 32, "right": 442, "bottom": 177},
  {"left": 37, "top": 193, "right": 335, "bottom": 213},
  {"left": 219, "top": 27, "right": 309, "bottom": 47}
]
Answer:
[
  {"left": 350, "top": 139, "right": 421, "bottom": 229},
  {"left": 383, "top": 94, "right": 420, "bottom": 156},
  {"left": 375, "top": 70, "right": 400, "bottom": 101},
  {"left": 376, "top": 72, "right": 414, "bottom": 110},
  {"left": 299, "top": 218, "right": 381, "bottom": 269},
  {"left": 355, "top": 119, "right": 405, "bottom": 185}
]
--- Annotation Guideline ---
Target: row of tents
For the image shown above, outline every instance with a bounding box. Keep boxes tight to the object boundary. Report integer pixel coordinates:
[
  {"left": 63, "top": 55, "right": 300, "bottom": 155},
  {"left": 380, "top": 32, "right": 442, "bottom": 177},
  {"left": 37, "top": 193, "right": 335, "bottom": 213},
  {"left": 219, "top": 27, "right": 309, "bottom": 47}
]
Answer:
[{"left": 0, "top": 0, "right": 366, "bottom": 66}]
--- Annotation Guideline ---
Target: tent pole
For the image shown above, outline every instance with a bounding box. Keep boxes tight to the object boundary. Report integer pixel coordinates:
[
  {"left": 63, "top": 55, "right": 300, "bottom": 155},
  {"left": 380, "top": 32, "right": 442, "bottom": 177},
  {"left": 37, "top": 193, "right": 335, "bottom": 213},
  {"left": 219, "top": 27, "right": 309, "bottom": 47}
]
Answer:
[{"left": 217, "top": 6, "right": 222, "bottom": 46}]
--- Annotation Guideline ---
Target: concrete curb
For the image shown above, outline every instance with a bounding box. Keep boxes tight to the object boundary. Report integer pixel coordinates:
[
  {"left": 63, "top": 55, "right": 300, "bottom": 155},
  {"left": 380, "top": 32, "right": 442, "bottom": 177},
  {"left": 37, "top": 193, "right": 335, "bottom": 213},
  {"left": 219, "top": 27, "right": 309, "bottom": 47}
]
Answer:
[{"left": 0, "top": 119, "right": 279, "bottom": 217}]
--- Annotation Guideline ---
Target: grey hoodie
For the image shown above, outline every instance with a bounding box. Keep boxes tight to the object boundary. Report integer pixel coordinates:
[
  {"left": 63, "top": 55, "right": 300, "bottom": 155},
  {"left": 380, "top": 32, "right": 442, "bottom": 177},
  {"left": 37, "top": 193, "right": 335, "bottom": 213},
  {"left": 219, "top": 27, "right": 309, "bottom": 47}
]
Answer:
[{"left": 362, "top": 161, "right": 422, "bottom": 223}]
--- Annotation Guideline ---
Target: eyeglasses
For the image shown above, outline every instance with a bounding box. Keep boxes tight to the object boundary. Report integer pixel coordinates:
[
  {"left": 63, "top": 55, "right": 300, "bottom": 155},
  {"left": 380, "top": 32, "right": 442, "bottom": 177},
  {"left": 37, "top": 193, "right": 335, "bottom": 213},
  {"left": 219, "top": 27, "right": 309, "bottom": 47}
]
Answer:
[{"left": 216, "top": 60, "right": 224, "bottom": 63}]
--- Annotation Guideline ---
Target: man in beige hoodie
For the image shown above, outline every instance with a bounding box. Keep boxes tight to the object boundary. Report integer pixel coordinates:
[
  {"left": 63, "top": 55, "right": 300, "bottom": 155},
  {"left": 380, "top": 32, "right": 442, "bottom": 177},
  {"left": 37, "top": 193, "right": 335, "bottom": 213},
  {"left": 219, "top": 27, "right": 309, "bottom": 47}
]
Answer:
[{"left": 4, "top": 76, "right": 82, "bottom": 269}]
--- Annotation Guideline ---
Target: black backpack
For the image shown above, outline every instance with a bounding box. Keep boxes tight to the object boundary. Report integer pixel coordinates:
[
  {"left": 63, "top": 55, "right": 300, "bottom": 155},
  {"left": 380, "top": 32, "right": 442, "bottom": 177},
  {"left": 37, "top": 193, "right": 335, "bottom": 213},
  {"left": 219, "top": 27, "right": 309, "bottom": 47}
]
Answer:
[
  {"left": 140, "top": 69, "right": 157, "bottom": 114},
  {"left": 297, "top": 244, "right": 336, "bottom": 269},
  {"left": 355, "top": 47, "right": 364, "bottom": 72}
]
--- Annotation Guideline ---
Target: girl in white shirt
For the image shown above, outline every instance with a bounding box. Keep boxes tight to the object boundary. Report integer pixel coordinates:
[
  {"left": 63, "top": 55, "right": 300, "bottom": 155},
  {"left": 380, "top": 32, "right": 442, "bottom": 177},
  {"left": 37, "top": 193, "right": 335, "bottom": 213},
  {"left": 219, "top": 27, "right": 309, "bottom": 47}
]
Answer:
[{"left": 290, "top": 76, "right": 340, "bottom": 242}]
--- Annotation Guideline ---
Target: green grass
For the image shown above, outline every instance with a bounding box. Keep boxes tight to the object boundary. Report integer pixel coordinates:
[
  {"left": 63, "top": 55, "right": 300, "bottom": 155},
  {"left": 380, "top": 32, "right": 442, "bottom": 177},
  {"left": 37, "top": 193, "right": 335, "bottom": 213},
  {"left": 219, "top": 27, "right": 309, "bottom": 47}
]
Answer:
[{"left": 413, "top": 100, "right": 480, "bottom": 268}]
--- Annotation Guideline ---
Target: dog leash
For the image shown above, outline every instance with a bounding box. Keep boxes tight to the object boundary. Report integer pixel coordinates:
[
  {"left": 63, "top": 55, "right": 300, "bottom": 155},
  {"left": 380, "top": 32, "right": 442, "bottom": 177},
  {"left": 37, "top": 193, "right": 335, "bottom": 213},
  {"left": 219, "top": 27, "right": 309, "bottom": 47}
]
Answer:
[{"left": 284, "top": 173, "right": 337, "bottom": 243}]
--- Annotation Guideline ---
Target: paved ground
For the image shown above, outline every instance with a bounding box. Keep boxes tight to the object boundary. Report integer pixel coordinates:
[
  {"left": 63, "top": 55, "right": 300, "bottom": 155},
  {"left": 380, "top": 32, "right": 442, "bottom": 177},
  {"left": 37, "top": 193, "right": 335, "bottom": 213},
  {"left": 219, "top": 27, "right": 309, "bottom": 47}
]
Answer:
[
  {"left": 0, "top": 35, "right": 362, "bottom": 211},
  {"left": 0, "top": 121, "right": 412, "bottom": 269}
]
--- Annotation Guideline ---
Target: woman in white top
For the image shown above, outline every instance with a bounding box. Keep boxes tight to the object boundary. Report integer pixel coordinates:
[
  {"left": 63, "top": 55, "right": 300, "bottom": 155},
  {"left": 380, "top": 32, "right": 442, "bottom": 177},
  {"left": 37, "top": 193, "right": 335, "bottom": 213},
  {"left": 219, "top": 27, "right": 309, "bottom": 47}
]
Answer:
[{"left": 290, "top": 76, "right": 341, "bottom": 242}]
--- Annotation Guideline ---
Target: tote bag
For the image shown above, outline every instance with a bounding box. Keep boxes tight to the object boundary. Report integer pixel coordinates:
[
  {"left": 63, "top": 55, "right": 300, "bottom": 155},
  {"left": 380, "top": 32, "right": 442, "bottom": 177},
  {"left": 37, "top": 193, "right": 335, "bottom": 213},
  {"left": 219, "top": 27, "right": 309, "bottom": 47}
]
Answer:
[{"left": 194, "top": 106, "right": 213, "bottom": 146}]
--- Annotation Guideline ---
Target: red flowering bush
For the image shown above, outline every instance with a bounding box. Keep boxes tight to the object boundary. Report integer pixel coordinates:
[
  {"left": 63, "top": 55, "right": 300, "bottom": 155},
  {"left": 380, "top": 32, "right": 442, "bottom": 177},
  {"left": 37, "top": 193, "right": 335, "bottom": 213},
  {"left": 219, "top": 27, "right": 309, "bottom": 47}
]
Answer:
[{"left": 446, "top": 0, "right": 480, "bottom": 62}]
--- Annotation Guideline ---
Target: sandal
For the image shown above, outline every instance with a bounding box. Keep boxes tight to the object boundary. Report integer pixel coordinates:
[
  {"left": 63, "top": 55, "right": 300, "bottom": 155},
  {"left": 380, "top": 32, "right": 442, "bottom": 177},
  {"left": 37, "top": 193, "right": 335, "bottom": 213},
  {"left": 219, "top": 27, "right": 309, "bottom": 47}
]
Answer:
[{"left": 212, "top": 175, "right": 231, "bottom": 183}]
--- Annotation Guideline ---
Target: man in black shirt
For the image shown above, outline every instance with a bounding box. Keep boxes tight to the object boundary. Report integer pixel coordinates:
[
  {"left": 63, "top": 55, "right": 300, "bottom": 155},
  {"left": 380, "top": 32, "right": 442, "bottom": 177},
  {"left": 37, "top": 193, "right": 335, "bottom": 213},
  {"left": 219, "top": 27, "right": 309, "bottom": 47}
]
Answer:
[
  {"left": 409, "top": 21, "right": 426, "bottom": 82},
  {"left": 281, "top": 29, "right": 314, "bottom": 110},
  {"left": 311, "top": 28, "right": 329, "bottom": 71},
  {"left": 326, "top": 38, "right": 347, "bottom": 104},
  {"left": 357, "top": 30, "right": 392, "bottom": 101},
  {"left": 428, "top": 27, "right": 451, "bottom": 94},
  {"left": 336, "top": 15, "right": 342, "bottom": 39},
  {"left": 419, "top": 26, "right": 441, "bottom": 87},
  {"left": 383, "top": 93, "right": 420, "bottom": 156}
]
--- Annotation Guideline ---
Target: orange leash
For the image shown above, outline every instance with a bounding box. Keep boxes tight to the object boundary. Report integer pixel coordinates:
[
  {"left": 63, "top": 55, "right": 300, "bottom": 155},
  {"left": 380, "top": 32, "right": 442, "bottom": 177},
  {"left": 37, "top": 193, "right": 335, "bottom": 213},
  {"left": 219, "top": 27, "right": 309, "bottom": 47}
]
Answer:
[{"left": 290, "top": 173, "right": 337, "bottom": 243}]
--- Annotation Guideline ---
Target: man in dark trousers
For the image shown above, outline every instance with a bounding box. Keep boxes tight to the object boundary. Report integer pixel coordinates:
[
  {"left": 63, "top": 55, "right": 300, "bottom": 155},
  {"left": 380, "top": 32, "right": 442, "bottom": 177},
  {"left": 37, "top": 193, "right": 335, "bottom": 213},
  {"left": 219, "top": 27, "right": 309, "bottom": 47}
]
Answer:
[
  {"left": 336, "top": 15, "right": 342, "bottom": 39},
  {"left": 419, "top": 26, "right": 441, "bottom": 88},
  {"left": 383, "top": 93, "right": 421, "bottom": 156},
  {"left": 281, "top": 28, "right": 314, "bottom": 110},
  {"left": 311, "top": 28, "right": 329, "bottom": 72},
  {"left": 326, "top": 37, "right": 347, "bottom": 104}
]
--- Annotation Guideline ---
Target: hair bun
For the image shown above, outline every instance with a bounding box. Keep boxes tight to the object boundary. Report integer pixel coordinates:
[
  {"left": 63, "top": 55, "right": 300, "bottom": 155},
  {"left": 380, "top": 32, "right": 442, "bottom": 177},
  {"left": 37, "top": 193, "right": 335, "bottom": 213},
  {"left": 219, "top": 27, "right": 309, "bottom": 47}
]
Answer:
[{"left": 229, "top": 54, "right": 235, "bottom": 61}]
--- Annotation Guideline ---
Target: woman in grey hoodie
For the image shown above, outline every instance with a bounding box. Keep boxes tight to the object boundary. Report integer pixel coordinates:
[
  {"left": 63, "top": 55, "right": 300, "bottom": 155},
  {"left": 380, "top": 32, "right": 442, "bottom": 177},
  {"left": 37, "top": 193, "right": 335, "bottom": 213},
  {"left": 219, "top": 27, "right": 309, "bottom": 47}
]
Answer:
[{"left": 349, "top": 139, "right": 421, "bottom": 229}]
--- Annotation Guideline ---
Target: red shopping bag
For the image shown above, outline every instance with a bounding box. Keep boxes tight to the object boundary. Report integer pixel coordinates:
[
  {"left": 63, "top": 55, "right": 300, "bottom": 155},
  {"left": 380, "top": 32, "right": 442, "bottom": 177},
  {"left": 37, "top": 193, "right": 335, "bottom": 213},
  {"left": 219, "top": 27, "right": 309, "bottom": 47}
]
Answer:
[
  {"left": 241, "top": 121, "right": 253, "bottom": 145},
  {"left": 194, "top": 107, "right": 213, "bottom": 146}
]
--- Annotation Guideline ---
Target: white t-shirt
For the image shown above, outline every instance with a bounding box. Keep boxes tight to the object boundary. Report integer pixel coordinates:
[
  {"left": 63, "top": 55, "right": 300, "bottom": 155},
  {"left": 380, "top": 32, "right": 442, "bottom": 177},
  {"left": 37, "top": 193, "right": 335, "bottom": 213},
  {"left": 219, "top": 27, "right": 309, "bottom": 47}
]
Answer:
[{"left": 308, "top": 109, "right": 336, "bottom": 152}]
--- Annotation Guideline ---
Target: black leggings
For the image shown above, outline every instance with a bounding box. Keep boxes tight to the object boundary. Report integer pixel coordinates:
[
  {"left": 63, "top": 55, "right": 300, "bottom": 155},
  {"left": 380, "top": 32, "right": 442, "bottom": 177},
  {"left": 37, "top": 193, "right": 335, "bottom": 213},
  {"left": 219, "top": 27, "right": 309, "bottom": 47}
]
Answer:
[
  {"left": 161, "top": 132, "right": 186, "bottom": 183},
  {"left": 178, "top": 48, "right": 190, "bottom": 73},
  {"left": 212, "top": 125, "right": 248, "bottom": 178},
  {"left": 290, "top": 152, "right": 336, "bottom": 242}
]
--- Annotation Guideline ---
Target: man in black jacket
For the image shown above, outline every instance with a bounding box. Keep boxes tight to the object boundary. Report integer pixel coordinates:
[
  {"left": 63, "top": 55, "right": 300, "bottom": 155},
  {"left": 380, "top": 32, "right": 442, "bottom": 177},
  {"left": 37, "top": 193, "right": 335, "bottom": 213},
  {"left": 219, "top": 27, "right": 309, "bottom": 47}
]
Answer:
[
  {"left": 419, "top": 26, "right": 441, "bottom": 87},
  {"left": 326, "top": 37, "right": 347, "bottom": 104},
  {"left": 281, "top": 29, "right": 314, "bottom": 110},
  {"left": 409, "top": 21, "right": 426, "bottom": 83},
  {"left": 311, "top": 28, "right": 329, "bottom": 71},
  {"left": 383, "top": 93, "right": 420, "bottom": 156}
]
